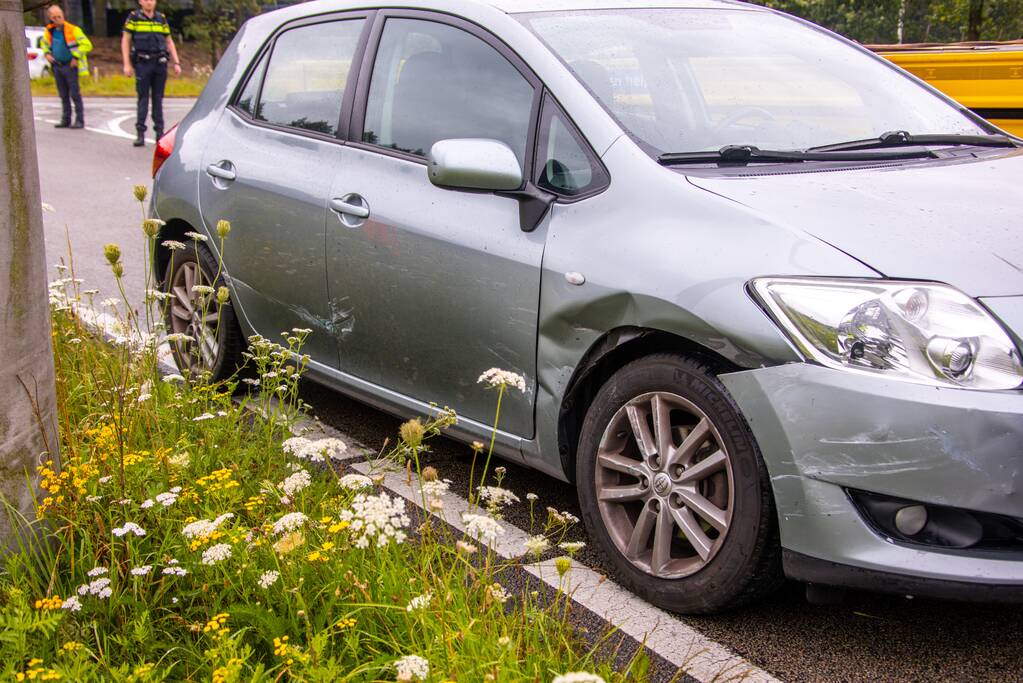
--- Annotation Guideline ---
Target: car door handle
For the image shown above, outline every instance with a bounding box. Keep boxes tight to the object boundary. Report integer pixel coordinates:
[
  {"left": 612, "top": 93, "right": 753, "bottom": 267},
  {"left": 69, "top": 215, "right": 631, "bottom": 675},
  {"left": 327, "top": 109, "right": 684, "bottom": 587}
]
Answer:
[
  {"left": 329, "top": 197, "right": 369, "bottom": 219},
  {"left": 206, "top": 163, "right": 236, "bottom": 182}
]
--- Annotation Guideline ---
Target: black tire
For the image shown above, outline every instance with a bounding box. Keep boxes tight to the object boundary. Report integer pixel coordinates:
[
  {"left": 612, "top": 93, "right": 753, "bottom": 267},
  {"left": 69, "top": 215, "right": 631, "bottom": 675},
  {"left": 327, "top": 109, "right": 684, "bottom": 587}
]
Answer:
[
  {"left": 576, "top": 353, "right": 782, "bottom": 614},
  {"left": 162, "top": 240, "right": 245, "bottom": 381}
]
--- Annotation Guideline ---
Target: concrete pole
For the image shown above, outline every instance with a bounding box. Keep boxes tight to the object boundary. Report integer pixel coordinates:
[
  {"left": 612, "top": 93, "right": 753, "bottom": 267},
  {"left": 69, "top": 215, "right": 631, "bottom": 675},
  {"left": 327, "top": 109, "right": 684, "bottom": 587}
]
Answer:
[{"left": 0, "top": 0, "right": 60, "bottom": 552}]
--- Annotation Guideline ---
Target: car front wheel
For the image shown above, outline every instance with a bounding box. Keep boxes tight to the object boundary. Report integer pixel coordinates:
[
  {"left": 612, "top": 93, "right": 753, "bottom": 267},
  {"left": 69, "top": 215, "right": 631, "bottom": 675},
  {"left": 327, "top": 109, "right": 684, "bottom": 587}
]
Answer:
[{"left": 576, "top": 353, "right": 781, "bottom": 614}]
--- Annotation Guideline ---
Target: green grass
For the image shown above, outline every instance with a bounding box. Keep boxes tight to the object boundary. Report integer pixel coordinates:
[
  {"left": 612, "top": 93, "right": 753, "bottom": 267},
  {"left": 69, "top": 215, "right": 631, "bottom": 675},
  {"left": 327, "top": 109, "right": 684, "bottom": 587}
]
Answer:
[
  {"left": 31, "top": 74, "right": 207, "bottom": 98},
  {"left": 0, "top": 188, "right": 648, "bottom": 683}
]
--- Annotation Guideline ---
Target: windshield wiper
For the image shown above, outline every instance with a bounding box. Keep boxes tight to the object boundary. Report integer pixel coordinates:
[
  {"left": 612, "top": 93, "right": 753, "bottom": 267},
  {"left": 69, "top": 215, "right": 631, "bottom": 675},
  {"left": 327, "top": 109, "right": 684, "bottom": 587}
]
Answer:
[
  {"left": 807, "top": 130, "right": 1020, "bottom": 153},
  {"left": 657, "top": 143, "right": 938, "bottom": 166}
]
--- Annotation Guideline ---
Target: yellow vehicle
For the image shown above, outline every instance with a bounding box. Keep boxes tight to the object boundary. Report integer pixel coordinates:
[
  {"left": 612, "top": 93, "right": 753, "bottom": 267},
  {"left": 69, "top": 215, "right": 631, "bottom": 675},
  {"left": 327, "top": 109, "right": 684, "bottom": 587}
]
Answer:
[{"left": 872, "top": 41, "right": 1023, "bottom": 136}]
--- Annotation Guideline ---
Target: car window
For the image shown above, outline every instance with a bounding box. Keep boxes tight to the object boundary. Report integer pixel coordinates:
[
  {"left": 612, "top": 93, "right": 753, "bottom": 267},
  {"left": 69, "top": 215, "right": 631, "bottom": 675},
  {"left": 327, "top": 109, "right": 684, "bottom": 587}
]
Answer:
[
  {"left": 255, "top": 19, "right": 364, "bottom": 136},
  {"left": 536, "top": 96, "right": 608, "bottom": 197},
  {"left": 235, "top": 51, "right": 268, "bottom": 118},
  {"left": 362, "top": 18, "right": 535, "bottom": 164}
]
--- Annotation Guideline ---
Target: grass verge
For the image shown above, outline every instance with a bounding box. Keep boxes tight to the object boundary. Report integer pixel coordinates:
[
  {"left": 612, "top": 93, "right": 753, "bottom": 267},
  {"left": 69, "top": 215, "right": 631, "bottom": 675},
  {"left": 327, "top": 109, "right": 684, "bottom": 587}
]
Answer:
[
  {"left": 31, "top": 74, "right": 206, "bottom": 98},
  {"left": 0, "top": 189, "right": 648, "bottom": 682}
]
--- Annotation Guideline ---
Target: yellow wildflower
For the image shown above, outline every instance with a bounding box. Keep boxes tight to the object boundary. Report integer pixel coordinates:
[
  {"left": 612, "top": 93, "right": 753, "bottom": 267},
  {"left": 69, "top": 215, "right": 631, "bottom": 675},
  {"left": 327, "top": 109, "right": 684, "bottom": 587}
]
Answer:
[
  {"left": 34, "top": 596, "right": 63, "bottom": 610},
  {"left": 203, "top": 612, "right": 230, "bottom": 633}
]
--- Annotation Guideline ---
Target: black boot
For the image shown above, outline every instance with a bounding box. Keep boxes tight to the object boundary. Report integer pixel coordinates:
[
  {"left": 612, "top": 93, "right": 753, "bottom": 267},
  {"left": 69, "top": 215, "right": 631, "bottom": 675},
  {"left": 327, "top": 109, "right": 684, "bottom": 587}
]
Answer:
[
  {"left": 133, "top": 129, "right": 145, "bottom": 147},
  {"left": 54, "top": 121, "right": 70, "bottom": 128},
  {"left": 154, "top": 128, "right": 164, "bottom": 142}
]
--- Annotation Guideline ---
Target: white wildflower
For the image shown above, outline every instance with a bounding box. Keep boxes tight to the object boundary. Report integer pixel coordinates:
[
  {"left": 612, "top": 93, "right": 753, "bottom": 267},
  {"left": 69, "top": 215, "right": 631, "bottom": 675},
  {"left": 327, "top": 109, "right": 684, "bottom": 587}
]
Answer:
[
  {"left": 477, "top": 368, "right": 527, "bottom": 393},
  {"left": 478, "top": 486, "right": 520, "bottom": 507},
  {"left": 300, "top": 437, "right": 347, "bottom": 462},
  {"left": 184, "top": 231, "right": 208, "bottom": 242},
  {"left": 162, "top": 373, "right": 185, "bottom": 383},
  {"left": 526, "top": 493, "right": 539, "bottom": 502},
  {"left": 100, "top": 297, "right": 120, "bottom": 309},
  {"left": 552, "top": 674, "right": 606, "bottom": 683},
  {"left": 559, "top": 541, "right": 586, "bottom": 554},
  {"left": 192, "top": 284, "right": 214, "bottom": 296},
  {"left": 163, "top": 565, "right": 188, "bottom": 576},
  {"left": 155, "top": 491, "right": 178, "bottom": 507},
  {"left": 192, "top": 412, "right": 216, "bottom": 422},
  {"left": 201, "top": 543, "right": 232, "bottom": 565},
  {"left": 141, "top": 498, "right": 155, "bottom": 509},
  {"left": 279, "top": 469, "right": 312, "bottom": 497},
  {"left": 98, "top": 475, "right": 112, "bottom": 484},
  {"left": 87, "top": 566, "right": 108, "bottom": 577},
  {"left": 61, "top": 596, "right": 82, "bottom": 612},
  {"left": 272, "top": 511, "right": 308, "bottom": 536},
  {"left": 339, "top": 492, "right": 410, "bottom": 549},
  {"left": 77, "top": 577, "right": 111, "bottom": 597},
  {"left": 258, "top": 570, "right": 280, "bottom": 589},
  {"left": 182, "top": 513, "right": 234, "bottom": 539},
  {"left": 164, "top": 333, "right": 193, "bottom": 344},
  {"left": 461, "top": 513, "right": 504, "bottom": 545},
  {"left": 421, "top": 479, "right": 451, "bottom": 498},
  {"left": 168, "top": 452, "right": 190, "bottom": 468},
  {"left": 405, "top": 592, "right": 432, "bottom": 612},
  {"left": 486, "top": 582, "right": 511, "bottom": 604},
  {"left": 523, "top": 535, "right": 550, "bottom": 556},
  {"left": 281, "top": 436, "right": 310, "bottom": 457},
  {"left": 113, "top": 522, "right": 146, "bottom": 537},
  {"left": 393, "top": 654, "right": 429, "bottom": 682},
  {"left": 130, "top": 565, "right": 153, "bottom": 576},
  {"left": 338, "top": 473, "right": 373, "bottom": 490},
  {"left": 162, "top": 239, "right": 186, "bottom": 251}
]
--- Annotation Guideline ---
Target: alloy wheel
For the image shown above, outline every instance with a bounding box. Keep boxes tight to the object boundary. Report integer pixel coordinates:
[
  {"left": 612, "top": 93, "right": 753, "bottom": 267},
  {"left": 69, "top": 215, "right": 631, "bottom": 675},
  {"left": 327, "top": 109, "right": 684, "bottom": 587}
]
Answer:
[
  {"left": 595, "top": 391, "right": 734, "bottom": 578},
  {"left": 168, "top": 260, "right": 220, "bottom": 372}
]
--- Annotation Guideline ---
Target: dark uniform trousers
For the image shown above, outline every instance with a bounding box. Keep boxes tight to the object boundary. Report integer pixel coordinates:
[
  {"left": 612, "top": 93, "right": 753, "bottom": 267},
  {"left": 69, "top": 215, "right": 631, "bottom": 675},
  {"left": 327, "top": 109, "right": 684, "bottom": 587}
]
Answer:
[
  {"left": 54, "top": 62, "right": 84, "bottom": 125},
  {"left": 135, "top": 56, "right": 168, "bottom": 135}
]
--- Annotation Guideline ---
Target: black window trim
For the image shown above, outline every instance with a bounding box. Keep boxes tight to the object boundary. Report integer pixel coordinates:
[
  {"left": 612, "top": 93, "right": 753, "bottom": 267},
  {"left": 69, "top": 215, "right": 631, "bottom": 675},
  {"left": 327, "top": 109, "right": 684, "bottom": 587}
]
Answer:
[
  {"left": 226, "top": 9, "right": 376, "bottom": 144},
  {"left": 348, "top": 8, "right": 544, "bottom": 188},
  {"left": 534, "top": 90, "right": 611, "bottom": 203}
]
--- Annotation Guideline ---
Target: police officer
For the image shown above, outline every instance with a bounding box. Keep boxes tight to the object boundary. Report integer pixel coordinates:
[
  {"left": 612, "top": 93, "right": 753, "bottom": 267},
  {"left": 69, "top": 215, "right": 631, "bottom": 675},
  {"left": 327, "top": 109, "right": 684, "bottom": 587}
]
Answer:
[{"left": 121, "top": 0, "right": 181, "bottom": 147}]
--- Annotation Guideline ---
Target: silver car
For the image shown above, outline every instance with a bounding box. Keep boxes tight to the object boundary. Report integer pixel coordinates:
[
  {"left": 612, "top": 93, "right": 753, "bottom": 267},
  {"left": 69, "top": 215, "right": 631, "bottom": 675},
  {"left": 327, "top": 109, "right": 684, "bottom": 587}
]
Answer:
[{"left": 151, "top": 0, "right": 1023, "bottom": 613}]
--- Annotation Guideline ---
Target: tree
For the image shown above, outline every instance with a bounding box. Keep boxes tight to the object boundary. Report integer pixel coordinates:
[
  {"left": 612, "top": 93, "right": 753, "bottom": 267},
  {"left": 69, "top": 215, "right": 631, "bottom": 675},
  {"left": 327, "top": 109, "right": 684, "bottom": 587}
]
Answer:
[
  {"left": 0, "top": 0, "right": 60, "bottom": 552},
  {"left": 185, "top": 0, "right": 258, "bottom": 68},
  {"left": 751, "top": 0, "right": 1023, "bottom": 43}
]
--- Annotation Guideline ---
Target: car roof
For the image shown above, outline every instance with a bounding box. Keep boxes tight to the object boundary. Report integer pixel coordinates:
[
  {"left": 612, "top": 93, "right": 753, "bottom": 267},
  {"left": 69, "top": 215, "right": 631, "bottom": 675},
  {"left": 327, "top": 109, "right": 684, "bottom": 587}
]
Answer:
[{"left": 486, "top": 0, "right": 750, "bottom": 13}]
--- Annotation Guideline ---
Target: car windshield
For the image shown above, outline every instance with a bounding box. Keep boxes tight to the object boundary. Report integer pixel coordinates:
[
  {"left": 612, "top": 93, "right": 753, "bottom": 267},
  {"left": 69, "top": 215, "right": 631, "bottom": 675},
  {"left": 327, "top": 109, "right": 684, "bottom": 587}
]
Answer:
[{"left": 518, "top": 8, "right": 989, "bottom": 156}]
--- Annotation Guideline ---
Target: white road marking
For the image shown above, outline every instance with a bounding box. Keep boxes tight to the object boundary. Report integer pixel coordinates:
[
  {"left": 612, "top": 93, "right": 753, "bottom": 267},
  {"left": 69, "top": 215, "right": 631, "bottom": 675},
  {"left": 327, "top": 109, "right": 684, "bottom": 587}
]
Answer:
[{"left": 37, "top": 115, "right": 146, "bottom": 142}]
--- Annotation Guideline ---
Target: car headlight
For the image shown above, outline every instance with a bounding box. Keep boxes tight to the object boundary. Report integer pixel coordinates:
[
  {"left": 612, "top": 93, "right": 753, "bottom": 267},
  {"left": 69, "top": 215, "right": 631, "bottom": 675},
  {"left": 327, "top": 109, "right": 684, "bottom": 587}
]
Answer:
[{"left": 750, "top": 278, "right": 1023, "bottom": 390}]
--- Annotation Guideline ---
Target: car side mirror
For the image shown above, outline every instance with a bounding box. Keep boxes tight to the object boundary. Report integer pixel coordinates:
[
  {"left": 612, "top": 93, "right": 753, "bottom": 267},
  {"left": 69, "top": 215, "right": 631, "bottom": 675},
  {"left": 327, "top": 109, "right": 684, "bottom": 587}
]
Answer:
[{"left": 427, "top": 138, "right": 523, "bottom": 192}]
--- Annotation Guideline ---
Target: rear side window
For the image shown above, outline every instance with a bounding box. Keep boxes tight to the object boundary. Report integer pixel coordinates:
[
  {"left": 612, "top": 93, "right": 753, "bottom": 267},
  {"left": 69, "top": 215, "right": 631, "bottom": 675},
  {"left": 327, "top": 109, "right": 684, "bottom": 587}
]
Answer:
[
  {"left": 362, "top": 18, "right": 535, "bottom": 164},
  {"left": 254, "top": 19, "right": 364, "bottom": 136},
  {"left": 535, "top": 96, "right": 609, "bottom": 198},
  {"left": 235, "top": 51, "right": 267, "bottom": 117}
]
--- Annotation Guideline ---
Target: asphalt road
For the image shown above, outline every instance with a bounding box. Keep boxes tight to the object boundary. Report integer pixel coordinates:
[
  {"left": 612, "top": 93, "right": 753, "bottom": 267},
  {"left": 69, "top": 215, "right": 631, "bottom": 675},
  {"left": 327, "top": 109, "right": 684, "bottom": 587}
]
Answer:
[
  {"left": 34, "top": 96, "right": 194, "bottom": 314},
  {"left": 31, "top": 96, "right": 1023, "bottom": 683}
]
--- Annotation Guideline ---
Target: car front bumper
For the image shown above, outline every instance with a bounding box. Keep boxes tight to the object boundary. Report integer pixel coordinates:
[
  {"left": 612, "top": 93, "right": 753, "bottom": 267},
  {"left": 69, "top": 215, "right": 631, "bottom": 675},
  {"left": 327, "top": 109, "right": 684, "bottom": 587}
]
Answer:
[{"left": 720, "top": 361, "right": 1023, "bottom": 599}]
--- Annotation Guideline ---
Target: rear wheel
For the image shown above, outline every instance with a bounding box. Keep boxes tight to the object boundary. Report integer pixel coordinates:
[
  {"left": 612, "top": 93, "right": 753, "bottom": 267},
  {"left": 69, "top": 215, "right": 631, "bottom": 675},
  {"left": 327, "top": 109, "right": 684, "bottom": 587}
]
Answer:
[
  {"left": 576, "top": 353, "right": 781, "bottom": 613},
  {"left": 162, "top": 241, "right": 244, "bottom": 381}
]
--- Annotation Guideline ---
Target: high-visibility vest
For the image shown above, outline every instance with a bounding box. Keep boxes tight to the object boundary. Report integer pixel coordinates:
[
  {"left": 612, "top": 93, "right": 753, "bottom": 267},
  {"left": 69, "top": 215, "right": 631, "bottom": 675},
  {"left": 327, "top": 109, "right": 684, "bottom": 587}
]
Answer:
[
  {"left": 41, "top": 22, "right": 92, "bottom": 76},
  {"left": 123, "top": 10, "right": 171, "bottom": 57}
]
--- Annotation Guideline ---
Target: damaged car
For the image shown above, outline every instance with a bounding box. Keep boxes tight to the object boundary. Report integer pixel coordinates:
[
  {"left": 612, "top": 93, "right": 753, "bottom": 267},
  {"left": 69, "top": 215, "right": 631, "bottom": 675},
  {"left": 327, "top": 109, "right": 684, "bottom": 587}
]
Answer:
[{"left": 151, "top": 0, "right": 1023, "bottom": 613}]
